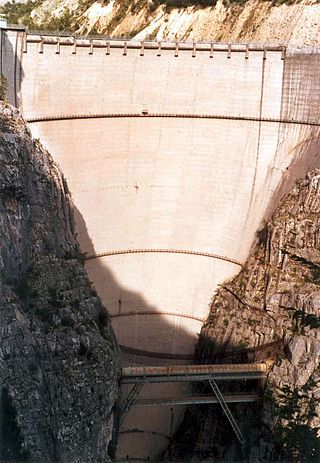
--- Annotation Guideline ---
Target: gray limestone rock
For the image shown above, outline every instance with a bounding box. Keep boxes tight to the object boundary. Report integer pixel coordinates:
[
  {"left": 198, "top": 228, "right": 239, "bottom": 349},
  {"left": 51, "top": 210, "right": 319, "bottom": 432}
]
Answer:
[
  {"left": 0, "top": 103, "right": 119, "bottom": 463},
  {"left": 287, "top": 336, "right": 306, "bottom": 364}
]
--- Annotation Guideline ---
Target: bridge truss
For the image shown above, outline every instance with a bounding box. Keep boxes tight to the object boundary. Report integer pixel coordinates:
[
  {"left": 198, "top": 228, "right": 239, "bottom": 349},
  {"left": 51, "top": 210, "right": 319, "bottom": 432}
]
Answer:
[{"left": 116, "top": 363, "right": 266, "bottom": 447}]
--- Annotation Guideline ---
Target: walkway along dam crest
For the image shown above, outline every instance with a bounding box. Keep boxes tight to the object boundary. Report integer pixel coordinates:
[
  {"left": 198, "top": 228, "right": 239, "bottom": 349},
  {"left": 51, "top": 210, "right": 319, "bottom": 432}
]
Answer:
[{"left": 2, "top": 28, "right": 320, "bottom": 460}]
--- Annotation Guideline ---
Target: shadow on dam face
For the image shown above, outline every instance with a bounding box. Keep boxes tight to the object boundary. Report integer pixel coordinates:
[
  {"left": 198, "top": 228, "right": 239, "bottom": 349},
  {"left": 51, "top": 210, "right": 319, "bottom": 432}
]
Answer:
[
  {"left": 73, "top": 206, "right": 199, "bottom": 363},
  {"left": 73, "top": 205, "right": 270, "bottom": 462},
  {"left": 0, "top": 28, "right": 24, "bottom": 108},
  {"left": 73, "top": 206, "right": 201, "bottom": 461}
]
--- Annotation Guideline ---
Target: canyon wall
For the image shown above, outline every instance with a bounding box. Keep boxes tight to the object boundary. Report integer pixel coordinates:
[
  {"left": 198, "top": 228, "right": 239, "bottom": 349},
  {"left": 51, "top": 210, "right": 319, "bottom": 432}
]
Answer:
[
  {"left": 23, "top": 0, "right": 320, "bottom": 45},
  {"left": 0, "top": 102, "right": 119, "bottom": 463}
]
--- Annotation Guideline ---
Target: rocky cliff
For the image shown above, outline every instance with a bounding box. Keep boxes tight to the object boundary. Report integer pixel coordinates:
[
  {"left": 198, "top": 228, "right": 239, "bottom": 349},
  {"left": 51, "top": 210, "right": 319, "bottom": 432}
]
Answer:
[
  {"left": 165, "top": 169, "right": 320, "bottom": 462},
  {"left": 0, "top": 102, "right": 119, "bottom": 463},
  {"left": 2, "top": 0, "right": 320, "bottom": 45}
]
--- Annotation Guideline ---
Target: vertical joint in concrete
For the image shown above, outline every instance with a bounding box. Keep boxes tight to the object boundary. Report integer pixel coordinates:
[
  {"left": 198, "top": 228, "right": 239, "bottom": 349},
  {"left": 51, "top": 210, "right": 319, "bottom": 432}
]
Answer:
[
  {"left": 245, "top": 44, "right": 249, "bottom": 60},
  {"left": 22, "top": 33, "right": 27, "bottom": 53},
  {"left": 210, "top": 43, "right": 214, "bottom": 58},
  {"left": 157, "top": 41, "right": 161, "bottom": 56},
  {"left": 140, "top": 41, "right": 144, "bottom": 56},
  {"left": 175, "top": 41, "right": 179, "bottom": 57},
  {"left": 72, "top": 38, "right": 77, "bottom": 54},
  {"left": 38, "top": 37, "right": 44, "bottom": 54},
  {"left": 192, "top": 42, "right": 196, "bottom": 58},
  {"left": 106, "top": 41, "right": 110, "bottom": 55},
  {"left": 55, "top": 38, "right": 60, "bottom": 54},
  {"left": 263, "top": 48, "right": 267, "bottom": 60},
  {"left": 227, "top": 44, "right": 231, "bottom": 59},
  {"left": 89, "top": 39, "right": 93, "bottom": 55},
  {"left": 123, "top": 41, "right": 127, "bottom": 56},
  {"left": 281, "top": 46, "right": 286, "bottom": 60}
]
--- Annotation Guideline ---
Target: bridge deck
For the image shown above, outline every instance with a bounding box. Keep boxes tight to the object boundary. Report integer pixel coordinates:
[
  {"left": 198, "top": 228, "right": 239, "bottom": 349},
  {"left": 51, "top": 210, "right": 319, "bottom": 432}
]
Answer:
[{"left": 120, "top": 363, "right": 267, "bottom": 383}]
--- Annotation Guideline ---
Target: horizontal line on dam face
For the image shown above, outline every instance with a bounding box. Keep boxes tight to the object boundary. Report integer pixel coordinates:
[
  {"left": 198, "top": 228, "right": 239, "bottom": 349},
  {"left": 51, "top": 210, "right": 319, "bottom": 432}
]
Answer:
[
  {"left": 111, "top": 311, "right": 205, "bottom": 323},
  {"left": 117, "top": 460, "right": 159, "bottom": 463},
  {"left": 119, "top": 429, "right": 170, "bottom": 440},
  {"left": 120, "top": 340, "right": 280, "bottom": 362},
  {"left": 120, "top": 339, "right": 283, "bottom": 363},
  {"left": 119, "top": 345, "right": 194, "bottom": 361},
  {"left": 25, "top": 112, "right": 320, "bottom": 127},
  {"left": 116, "top": 459, "right": 154, "bottom": 463},
  {"left": 84, "top": 248, "right": 242, "bottom": 267}
]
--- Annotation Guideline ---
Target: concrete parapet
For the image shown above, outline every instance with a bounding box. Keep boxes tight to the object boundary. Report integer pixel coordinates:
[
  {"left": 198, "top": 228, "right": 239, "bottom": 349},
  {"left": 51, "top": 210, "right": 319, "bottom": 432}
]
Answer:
[{"left": 23, "top": 33, "right": 285, "bottom": 58}]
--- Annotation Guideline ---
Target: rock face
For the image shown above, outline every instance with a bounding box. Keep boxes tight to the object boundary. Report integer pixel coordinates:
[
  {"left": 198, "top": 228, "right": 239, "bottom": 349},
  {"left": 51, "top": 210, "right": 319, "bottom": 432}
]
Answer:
[
  {"left": 165, "top": 169, "right": 320, "bottom": 462},
  {"left": 24, "top": 0, "right": 320, "bottom": 45},
  {"left": 0, "top": 103, "right": 119, "bottom": 463}
]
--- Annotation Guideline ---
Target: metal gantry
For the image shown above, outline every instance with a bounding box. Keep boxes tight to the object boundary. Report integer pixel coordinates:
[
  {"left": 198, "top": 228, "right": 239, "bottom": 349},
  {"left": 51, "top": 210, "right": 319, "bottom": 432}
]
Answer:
[
  {"left": 134, "top": 393, "right": 259, "bottom": 407},
  {"left": 118, "top": 363, "right": 266, "bottom": 444}
]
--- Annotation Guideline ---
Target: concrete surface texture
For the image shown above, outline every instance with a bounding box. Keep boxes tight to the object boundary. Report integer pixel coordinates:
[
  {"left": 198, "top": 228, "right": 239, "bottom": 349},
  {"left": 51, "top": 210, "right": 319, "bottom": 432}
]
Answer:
[{"left": 2, "top": 31, "right": 320, "bottom": 460}]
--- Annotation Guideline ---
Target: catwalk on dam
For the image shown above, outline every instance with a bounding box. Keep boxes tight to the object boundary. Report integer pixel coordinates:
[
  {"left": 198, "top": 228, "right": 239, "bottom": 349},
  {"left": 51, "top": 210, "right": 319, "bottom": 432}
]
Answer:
[{"left": 2, "top": 29, "right": 320, "bottom": 460}]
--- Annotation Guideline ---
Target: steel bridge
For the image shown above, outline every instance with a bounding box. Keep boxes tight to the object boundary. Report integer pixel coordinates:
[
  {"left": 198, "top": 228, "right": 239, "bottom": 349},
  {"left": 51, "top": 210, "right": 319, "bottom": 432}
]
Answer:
[{"left": 115, "top": 363, "right": 267, "bottom": 449}]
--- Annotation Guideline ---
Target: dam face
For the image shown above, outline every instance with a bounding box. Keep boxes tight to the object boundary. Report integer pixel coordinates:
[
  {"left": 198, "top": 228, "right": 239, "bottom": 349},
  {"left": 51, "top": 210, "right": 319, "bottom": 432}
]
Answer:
[{"left": 2, "top": 29, "right": 320, "bottom": 460}]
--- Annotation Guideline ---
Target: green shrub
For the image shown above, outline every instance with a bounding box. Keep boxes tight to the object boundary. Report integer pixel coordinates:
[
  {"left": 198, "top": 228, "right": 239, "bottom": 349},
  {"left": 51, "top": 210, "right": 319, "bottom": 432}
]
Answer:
[
  {"left": 290, "top": 308, "right": 320, "bottom": 334},
  {"left": 269, "top": 382, "right": 320, "bottom": 462},
  {"left": 41, "top": 7, "right": 74, "bottom": 32},
  {"left": 152, "top": 0, "right": 218, "bottom": 9},
  {"left": 0, "top": 0, "right": 40, "bottom": 25},
  {"left": 0, "top": 1, "right": 75, "bottom": 32}
]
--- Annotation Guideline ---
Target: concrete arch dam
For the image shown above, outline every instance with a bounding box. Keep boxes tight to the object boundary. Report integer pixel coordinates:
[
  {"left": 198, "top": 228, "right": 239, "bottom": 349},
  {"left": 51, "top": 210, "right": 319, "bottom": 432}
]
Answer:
[{"left": 2, "top": 29, "right": 320, "bottom": 460}]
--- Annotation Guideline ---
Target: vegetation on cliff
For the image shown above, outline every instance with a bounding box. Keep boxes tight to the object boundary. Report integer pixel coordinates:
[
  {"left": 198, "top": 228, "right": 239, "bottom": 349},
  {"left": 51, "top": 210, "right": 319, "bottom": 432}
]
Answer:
[
  {"left": 1, "top": 0, "right": 319, "bottom": 43},
  {"left": 0, "top": 0, "right": 40, "bottom": 28},
  {"left": 269, "top": 380, "right": 320, "bottom": 461}
]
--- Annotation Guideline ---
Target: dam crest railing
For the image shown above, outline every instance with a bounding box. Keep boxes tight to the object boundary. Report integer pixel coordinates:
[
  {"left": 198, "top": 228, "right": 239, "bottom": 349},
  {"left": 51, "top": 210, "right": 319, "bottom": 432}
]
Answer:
[{"left": 12, "top": 29, "right": 287, "bottom": 59}]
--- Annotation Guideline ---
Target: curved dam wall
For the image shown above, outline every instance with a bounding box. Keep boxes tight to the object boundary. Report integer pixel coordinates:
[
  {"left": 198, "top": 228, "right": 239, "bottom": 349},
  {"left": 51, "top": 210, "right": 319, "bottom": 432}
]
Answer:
[
  {"left": 22, "top": 40, "right": 286, "bottom": 358},
  {"left": 2, "top": 30, "right": 320, "bottom": 460}
]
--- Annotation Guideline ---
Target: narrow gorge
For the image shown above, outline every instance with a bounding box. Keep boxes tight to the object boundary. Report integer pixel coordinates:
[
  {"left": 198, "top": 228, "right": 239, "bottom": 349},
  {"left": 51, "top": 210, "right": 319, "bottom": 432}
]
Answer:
[{"left": 1, "top": 1, "right": 320, "bottom": 460}]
